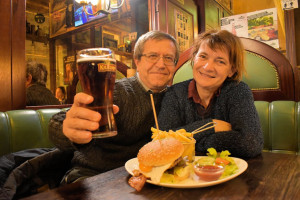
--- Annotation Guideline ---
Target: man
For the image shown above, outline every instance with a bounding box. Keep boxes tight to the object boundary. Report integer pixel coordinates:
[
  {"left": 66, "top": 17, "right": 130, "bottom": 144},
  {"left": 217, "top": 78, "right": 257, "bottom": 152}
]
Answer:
[
  {"left": 26, "top": 61, "right": 60, "bottom": 106},
  {"left": 48, "top": 31, "right": 179, "bottom": 184}
]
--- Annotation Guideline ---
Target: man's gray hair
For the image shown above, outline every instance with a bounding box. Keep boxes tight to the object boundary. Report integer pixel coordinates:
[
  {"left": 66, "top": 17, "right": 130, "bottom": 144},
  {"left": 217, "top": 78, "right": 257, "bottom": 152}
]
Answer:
[
  {"left": 26, "top": 61, "right": 48, "bottom": 86},
  {"left": 133, "top": 31, "right": 179, "bottom": 64}
]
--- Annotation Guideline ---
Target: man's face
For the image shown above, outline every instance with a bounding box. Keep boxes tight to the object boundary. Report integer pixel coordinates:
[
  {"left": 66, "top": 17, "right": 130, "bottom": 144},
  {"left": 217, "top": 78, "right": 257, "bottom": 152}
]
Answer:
[{"left": 135, "top": 39, "right": 177, "bottom": 93}]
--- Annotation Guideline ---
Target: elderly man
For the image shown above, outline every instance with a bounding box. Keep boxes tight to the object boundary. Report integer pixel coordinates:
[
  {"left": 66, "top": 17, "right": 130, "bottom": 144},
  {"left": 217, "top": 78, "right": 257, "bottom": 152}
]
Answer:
[
  {"left": 26, "top": 61, "right": 60, "bottom": 106},
  {"left": 48, "top": 31, "right": 179, "bottom": 184}
]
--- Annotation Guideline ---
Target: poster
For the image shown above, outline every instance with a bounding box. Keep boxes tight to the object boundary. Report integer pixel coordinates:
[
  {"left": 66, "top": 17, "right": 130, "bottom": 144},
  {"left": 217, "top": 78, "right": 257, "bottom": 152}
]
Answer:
[
  {"left": 63, "top": 56, "right": 76, "bottom": 85},
  {"left": 174, "top": 9, "right": 193, "bottom": 52},
  {"left": 281, "top": 0, "right": 298, "bottom": 10},
  {"left": 221, "top": 8, "right": 279, "bottom": 49}
]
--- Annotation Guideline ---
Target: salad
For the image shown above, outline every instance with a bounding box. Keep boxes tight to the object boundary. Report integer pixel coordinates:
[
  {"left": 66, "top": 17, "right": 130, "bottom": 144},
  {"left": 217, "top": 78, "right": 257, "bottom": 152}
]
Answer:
[{"left": 194, "top": 148, "right": 239, "bottom": 179}]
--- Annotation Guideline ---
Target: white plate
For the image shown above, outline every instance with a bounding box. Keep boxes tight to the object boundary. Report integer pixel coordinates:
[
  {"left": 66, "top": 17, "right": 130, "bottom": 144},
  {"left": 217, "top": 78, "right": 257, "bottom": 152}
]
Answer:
[{"left": 125, "top": 156, "right": 248, "bottom": 188}]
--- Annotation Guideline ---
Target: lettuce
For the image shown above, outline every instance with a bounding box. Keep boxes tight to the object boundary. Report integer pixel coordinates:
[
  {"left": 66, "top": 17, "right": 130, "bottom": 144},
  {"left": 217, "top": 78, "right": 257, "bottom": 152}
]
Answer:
[
  {"left": 220, "top": 150, "right": 231, "bottom": 158},
  {"left": 206, "top": 148, "right": 217, "bottom": 158},
  {"left": 220, "top": 163, "right": 239, "bottom": 179}
]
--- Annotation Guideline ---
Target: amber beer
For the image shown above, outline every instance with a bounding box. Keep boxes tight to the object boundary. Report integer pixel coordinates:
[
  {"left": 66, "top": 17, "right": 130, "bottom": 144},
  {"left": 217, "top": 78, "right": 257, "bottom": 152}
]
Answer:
[{"left": 77, "top": 48, "right": 117, "bottom": 138}]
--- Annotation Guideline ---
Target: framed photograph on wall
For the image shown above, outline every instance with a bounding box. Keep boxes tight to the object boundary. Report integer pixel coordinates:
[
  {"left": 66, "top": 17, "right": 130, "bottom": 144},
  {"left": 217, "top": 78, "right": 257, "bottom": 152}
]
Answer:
[
  {"left": 63, "top": 56, "right": 76, "bottom": 85},
  {"left": 167, "top": 2, "right": 194, "bottom": 53},
  {"left": 103, "top": 37, "right": 118, "bottom": 49}
]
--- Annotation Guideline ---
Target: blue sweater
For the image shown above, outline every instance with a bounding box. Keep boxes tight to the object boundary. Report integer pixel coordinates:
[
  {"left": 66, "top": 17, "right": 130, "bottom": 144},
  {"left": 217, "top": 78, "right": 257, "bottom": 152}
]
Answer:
[{"left": 158, "top": 79, "right": 263, "bottom": 158}]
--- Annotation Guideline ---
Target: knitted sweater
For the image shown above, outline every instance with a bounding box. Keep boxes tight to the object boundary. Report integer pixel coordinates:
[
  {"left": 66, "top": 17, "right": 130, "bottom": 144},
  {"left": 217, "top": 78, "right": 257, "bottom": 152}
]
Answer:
[
  {"left": 26, "top": 84, "right": 60, "bottom": 106},
  {"left": 48, "top": 75, "right": 165, "bottom": 174},
  {"left": 158, "top": 79, "right": 263, "bottom": 158}
]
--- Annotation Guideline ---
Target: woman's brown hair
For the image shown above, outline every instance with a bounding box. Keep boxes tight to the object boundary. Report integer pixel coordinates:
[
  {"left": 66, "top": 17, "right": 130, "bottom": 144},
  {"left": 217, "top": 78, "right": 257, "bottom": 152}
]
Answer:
[{"left": 191, "top": 30, "right": 246, "bottom": 81}]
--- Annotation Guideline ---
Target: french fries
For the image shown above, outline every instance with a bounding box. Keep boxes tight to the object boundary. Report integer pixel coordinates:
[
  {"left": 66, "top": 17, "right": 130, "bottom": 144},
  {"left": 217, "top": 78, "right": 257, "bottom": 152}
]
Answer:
[{"left": 151, "top": 127, "right": 193, "bottom": 143}]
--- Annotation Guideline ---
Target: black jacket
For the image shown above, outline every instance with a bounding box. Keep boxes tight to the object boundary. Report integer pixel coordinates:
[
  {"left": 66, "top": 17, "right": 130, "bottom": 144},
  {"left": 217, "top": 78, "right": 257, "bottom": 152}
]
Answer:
[{"left": 0, "top": 148, "right": 73, "bottom": 200}]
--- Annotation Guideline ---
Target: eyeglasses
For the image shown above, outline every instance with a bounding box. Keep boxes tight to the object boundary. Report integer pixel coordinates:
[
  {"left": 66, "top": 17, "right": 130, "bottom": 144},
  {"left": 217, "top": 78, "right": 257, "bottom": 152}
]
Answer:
[{"left": 141, "top": 53, "right": 176, "bottom": 66}]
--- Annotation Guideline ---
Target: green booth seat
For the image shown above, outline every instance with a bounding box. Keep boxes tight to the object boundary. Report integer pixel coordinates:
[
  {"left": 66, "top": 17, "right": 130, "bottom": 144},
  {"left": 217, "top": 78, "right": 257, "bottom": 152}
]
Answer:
[
  {"left": 0, "top": 109, "right": 63, "bottom": 157},
  {"left": 255, "top": 101, "right": 300, "bottom": 154},
  {"left": 173, "top": 51, "right": 279, "bottom": 91}
]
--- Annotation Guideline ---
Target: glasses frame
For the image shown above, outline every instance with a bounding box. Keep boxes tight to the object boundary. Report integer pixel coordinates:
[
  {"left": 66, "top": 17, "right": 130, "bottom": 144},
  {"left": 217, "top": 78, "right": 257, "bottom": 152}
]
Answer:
[{"left": 141, "top": 53, "right": 176, "bottom": 66}]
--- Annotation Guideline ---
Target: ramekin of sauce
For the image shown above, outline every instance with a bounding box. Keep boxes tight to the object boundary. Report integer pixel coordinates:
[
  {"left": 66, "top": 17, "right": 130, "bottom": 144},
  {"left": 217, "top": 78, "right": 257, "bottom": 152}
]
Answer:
[{"left": 194, "top": 165, "right": 224, "bottom": 181}]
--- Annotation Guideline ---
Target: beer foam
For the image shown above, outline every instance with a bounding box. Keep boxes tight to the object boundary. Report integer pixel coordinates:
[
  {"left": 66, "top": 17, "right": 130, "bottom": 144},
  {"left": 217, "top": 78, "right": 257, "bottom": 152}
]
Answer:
[{"left": 77, "top": 57, "right": 116, "bottom": 63}]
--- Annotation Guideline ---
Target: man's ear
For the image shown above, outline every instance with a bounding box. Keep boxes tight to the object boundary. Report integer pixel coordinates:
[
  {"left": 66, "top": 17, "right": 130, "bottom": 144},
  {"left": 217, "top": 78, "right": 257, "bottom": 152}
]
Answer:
[
  {"left": 26, "top": 74, "right": 32, "bottom": 87},
  {"left": 134, "top": 59, "right": 140, "bottom": 72}
]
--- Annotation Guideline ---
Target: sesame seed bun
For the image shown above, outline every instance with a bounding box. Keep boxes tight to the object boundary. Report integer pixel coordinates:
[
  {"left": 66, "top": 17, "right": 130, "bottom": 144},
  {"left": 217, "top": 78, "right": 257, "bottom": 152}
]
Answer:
[{"left": 137, "top": 138, "right": 184, "bottom": 167}]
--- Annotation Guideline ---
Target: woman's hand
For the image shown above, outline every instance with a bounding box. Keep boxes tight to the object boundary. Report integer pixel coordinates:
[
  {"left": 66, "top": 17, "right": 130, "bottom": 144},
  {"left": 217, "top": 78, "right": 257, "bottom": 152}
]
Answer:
[{"left": 212, "top": 119, "right": 232, "bottom": 132}]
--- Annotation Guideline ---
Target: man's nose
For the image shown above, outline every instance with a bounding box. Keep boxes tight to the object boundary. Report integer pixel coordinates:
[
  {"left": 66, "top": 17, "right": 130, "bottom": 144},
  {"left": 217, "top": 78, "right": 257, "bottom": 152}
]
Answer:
[{"left": 155, "top": 56, "right": 166, "bottom": 67}]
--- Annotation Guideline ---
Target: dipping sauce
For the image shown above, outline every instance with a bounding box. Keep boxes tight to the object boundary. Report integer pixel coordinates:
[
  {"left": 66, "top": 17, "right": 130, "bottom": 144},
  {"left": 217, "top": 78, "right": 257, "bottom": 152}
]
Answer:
[{"left": 194, "top": 165, "right": 224, "bottom": 181}]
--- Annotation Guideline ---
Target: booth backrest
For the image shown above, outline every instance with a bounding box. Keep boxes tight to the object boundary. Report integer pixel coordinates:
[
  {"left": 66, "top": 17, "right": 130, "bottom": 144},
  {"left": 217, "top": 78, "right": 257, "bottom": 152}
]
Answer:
[
  {"left": 255, "top": 101, "right": 300, "bottom": 154},
  {"left": 0, "top": 109, "right": 63, "bottom": 156},
  {"left": 0, "top": 102, "right": 299, "bottom": 156},
  {"left": 173, "top": 37, "right": 299, "bottom": 102}
]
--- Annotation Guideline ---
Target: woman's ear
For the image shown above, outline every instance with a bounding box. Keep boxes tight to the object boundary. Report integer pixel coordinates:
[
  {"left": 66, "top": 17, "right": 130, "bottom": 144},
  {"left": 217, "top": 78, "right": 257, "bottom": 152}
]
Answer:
[{"left": 228, "top": 67, "right": 236, "bottom": 78}]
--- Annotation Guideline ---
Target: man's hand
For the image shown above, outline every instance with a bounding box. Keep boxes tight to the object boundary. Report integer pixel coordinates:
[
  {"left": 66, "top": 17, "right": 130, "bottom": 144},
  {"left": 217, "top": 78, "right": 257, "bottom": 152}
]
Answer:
[
  {"left": 63, "top": 93, "right": 119, "bottom": 144},
  {"left": 212, "top": 119, "right": 232, "bottom": 132}
]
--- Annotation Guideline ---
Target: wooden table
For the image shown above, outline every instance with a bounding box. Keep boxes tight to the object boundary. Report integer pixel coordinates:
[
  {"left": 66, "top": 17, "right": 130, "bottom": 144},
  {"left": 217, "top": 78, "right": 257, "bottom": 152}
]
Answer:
[{"left": 22, "top": 152, "right": 300, "bottom": 200}]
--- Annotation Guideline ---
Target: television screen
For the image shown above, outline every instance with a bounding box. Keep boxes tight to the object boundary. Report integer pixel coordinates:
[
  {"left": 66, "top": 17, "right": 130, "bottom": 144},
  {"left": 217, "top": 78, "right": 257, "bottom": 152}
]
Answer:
[{"left": 74, "top": 1, "right": 118, "bottom": 27}]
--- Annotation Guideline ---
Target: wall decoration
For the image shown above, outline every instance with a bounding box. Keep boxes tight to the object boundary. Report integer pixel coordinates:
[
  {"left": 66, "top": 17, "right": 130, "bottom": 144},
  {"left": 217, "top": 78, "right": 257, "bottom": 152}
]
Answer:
[
  {"left": 63, "top": 56, "right": 76, "bottom": 85},
  {"left": 35, "top": 14, "right": 45, "bottom": 24},
  {"left": 103, "top": 37, "right": 118, "bottom": 49},
  {"left": 221, "top": 8, "right": 279, "bottom": 49},
  {"left": 281, "top": 0, "right": 298, "bottom": 10},
  {"left": 174, "top": 7, "right": 193, "bottom": 52},
  {"left": 50, "top": 9, "right": 66, "bottom": 37}
]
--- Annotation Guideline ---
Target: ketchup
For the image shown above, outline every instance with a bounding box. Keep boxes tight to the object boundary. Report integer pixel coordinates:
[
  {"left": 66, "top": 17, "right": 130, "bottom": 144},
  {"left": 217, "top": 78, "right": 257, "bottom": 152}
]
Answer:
[{"left": 194, "top": 165, "right": 224, "bottom": 181}]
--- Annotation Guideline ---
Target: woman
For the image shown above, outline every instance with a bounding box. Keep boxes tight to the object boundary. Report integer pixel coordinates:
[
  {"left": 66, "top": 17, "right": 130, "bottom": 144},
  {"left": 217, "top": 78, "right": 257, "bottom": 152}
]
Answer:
[
  {"left": 158, "top": 30, "right": 263, "bottom": 158},
  {"left": 55, "top": 86, "right": 66, "bottom": 104}
]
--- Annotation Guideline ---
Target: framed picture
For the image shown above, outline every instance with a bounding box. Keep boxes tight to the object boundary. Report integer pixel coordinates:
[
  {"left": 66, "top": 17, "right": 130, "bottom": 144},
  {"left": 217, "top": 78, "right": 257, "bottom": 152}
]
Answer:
[
  {"left": 63, "top": 56, "right": 76, "bottom": 85},
  {"left": 103, "top": 37, "right": 118, "bottom": 49}
]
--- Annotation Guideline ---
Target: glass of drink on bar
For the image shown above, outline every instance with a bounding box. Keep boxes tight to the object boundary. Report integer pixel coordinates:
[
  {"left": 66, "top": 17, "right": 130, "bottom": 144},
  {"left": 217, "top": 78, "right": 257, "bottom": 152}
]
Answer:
[{"left": 77, "top": 48, "right": 117, "bottom": 138}]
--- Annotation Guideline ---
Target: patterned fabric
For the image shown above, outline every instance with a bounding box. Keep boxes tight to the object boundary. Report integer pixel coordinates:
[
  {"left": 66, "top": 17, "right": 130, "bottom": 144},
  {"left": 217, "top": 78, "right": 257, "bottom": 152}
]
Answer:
[
  {"left": 48, "top": 75, "right": 166, "bottom": 180},
  {"left": 26, "top": 84, "right": 60, "bottom": 106},
  {"left": 158, "top": 79, "right": 263, "bottom": 158}
]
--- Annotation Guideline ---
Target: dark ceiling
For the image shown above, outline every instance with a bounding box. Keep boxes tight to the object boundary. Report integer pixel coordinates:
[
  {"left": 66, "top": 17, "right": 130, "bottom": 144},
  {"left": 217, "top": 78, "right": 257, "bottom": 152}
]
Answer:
[{"left": 26, "top": 0, "right": 49, "bottom": 14}]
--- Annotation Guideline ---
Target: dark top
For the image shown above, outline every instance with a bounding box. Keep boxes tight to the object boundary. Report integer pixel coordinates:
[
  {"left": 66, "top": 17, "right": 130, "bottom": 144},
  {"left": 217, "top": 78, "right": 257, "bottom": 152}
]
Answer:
[
  {"left": 157, "top": 79, "right": 263, "bottom": 158},
  {"left": 48, "top": 75, "right": 166, "bottom": 178},
  {"left": 26, "top": 84, "right": 60, "bottom": 106}
]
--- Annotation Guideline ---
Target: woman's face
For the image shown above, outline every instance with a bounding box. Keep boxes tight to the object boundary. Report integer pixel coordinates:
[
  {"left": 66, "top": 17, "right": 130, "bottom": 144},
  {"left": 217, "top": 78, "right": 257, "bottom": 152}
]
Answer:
[
  {"left": 193, "top": 43, "right": 235, "bottom": 93},
  {"left": 55, "top": 88, "right": 64, "bottom": 100}
]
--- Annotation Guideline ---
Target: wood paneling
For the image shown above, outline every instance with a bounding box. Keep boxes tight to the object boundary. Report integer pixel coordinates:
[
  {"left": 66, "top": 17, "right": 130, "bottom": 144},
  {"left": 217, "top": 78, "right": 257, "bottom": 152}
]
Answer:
[
  {"left": 0, "top": 0, "right": 13, "bottom": 111},
  {"left": 12, "top": 0, "right": 26, "bottom": 110},
  {"left": 0, "top": 0, "right": 25, "bottom": 111}
]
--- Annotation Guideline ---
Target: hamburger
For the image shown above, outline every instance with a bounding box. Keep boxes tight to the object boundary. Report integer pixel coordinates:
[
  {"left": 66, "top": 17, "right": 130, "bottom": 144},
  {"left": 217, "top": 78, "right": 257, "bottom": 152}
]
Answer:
[{"left": 129, "top": 138, "right": 192, "bottom": 191}]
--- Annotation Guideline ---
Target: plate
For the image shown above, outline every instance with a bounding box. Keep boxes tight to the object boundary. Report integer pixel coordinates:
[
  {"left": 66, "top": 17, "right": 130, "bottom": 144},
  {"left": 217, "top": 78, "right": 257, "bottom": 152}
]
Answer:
[{"left": 125, "top": 156, "right": 248, "bottom": 188}]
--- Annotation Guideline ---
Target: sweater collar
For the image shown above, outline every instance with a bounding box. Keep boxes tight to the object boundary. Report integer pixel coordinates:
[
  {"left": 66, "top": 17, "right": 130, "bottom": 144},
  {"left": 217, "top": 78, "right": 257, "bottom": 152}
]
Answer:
[{"left": 136, "top": 72, "right": 168, "bottom": 93}]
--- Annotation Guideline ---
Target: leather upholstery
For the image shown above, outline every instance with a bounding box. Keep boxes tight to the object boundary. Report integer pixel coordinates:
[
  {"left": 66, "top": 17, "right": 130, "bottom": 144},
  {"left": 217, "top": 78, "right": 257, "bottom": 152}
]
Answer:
[
  {"left": 0, "top": 109, "right": 62, "bottom": 156},
  {"left": 1, "top": 102, "right": 299, "bottom": 156},
  {"left": 255, "top": 101, "right": 300, "bottom": 154},
  {"left": 173, "top": 51, "right": 279, "bottom": 90}
]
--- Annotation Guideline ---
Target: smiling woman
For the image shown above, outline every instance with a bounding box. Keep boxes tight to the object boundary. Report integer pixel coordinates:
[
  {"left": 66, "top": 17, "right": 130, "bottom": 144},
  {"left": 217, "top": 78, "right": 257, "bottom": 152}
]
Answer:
[{"left": 158, "top": 29, "right": 264, "bottom": 159}]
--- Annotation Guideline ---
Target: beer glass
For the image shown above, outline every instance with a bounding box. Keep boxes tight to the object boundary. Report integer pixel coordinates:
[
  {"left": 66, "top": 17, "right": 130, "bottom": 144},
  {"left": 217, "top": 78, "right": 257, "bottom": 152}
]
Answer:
[{"left": 77, "top": 48, "right": 117, "bottom": 138}]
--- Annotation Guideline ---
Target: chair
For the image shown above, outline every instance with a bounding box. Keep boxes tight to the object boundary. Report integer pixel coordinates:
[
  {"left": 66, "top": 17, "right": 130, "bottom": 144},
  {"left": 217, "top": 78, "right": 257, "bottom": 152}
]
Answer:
[{"left": 172, "top": 37, "right": 300, "bottom": 102}]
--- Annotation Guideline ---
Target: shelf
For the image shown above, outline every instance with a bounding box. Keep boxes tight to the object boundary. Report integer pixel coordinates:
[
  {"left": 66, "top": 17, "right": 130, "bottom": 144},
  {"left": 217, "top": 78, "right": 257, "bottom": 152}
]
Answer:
[
  {"left": 26, "top": 34, "right": 49, "bottom": 44},
  {"left": 115, "top": 50, "right": 132, "bottom": 57}
]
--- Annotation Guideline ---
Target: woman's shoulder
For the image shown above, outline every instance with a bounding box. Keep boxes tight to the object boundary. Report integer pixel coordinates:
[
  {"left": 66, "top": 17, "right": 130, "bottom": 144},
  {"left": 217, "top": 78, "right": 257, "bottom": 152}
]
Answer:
[
  {"left": 221, "top": 80, "right": 253, "bottom": 101},
  {"left": 169, "top": 79, "right": 192, "bottom": 90},
  {"left": 223, "top": 80, "right": 251, "bottom": 92}
]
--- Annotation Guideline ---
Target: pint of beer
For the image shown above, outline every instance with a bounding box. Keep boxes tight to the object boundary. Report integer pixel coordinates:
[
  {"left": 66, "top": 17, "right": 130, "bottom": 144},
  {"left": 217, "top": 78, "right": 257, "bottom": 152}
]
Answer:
[{"left": 77, "top": 48, "right": 117, "bottom": 138}]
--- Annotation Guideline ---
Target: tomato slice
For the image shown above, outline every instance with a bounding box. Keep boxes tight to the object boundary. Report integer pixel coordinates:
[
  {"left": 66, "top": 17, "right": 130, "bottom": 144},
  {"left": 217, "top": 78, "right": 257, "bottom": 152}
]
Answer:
[{"left": 215, "top": 157, "right": 230, "bottom": 165}]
